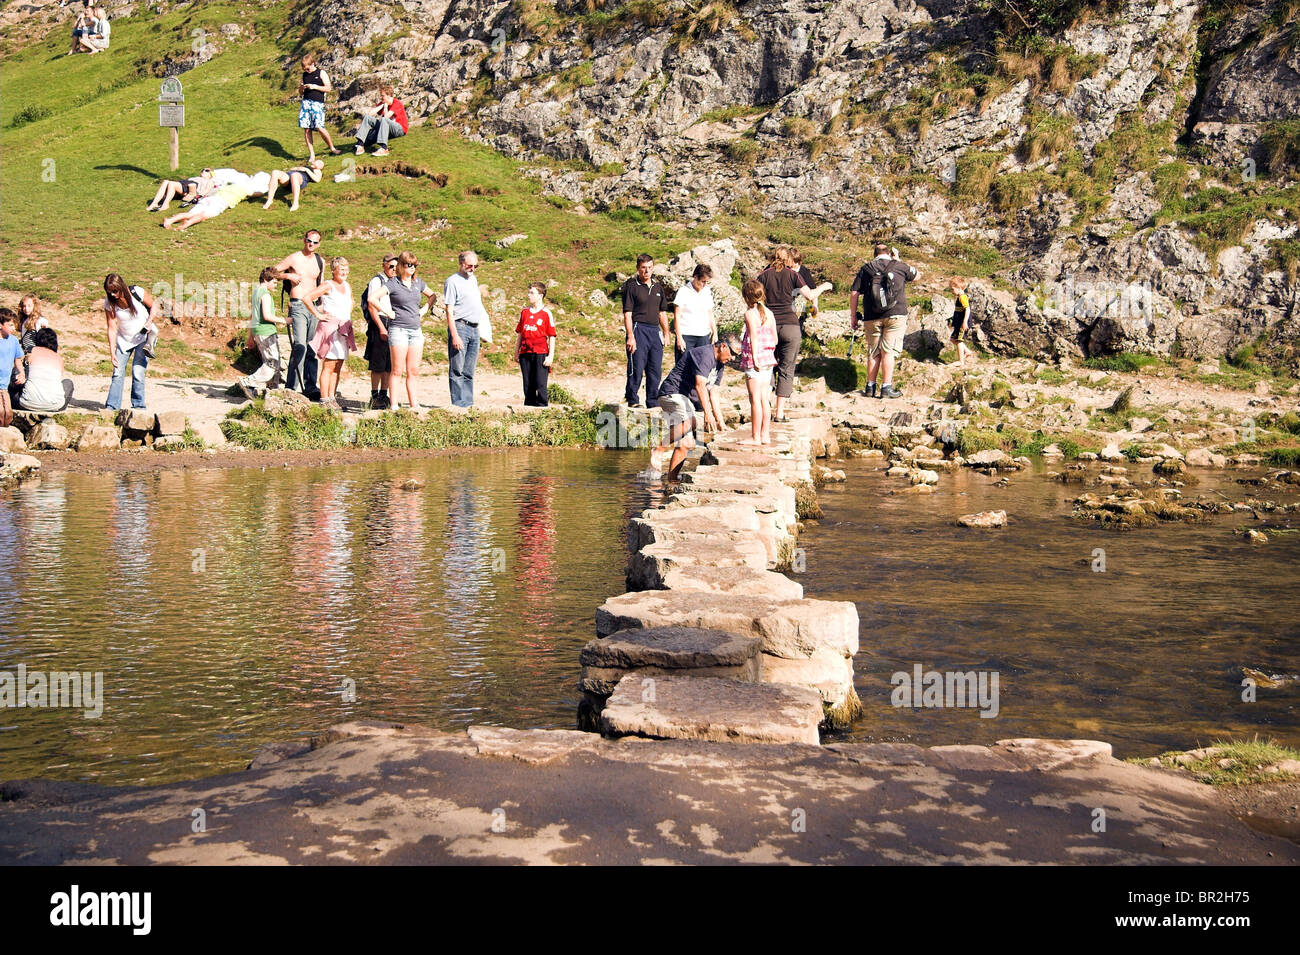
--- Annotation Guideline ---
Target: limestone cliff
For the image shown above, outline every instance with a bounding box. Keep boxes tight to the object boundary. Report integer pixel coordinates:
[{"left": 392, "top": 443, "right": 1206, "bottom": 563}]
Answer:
[{"left": 300, "top": 0, "right": 1300, "bottom": 363}]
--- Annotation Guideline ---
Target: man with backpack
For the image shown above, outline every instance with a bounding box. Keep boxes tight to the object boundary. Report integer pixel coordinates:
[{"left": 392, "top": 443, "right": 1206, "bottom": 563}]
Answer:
[
  {"left": 273, "top": 229, "right": 326, "bottom": 400},
  {"left": 362, "top": 253, "right": 398, "bottom": 409},
  {"left": 849, "top": 243, "right": 919, "bottom": 399}
]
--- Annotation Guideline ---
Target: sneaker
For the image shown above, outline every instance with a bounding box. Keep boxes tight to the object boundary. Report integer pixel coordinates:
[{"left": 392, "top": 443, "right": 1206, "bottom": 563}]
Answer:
[
  {"left": 354, "top": 144, "right": 365, "bottom": 155},
  {"left": 373, "top": 147, "right": 389, "bottom": 157},
  {"left": 880, "top": 384, "right": 903, "bottom": 399},
  {"left": 238, "top": 381, "right": 255, "bottom": 401},
  {"left": 863, "top": 383, "right": 877, "bottom": 398}
]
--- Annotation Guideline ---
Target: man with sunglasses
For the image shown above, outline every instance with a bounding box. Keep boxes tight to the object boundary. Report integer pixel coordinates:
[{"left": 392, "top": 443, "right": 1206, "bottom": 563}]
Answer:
[
  {"left": 273, "top": 230, "right": 326, "bottom": 400},
  {"left": 444, "top": 250, "right": 490, "bottom": 408},
  {"left": 363, "top": 253, "right": 398, "bottom": 409}
]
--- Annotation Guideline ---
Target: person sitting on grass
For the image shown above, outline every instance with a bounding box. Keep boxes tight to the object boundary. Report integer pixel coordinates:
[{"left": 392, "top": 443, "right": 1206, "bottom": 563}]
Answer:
[
  {"left": 76, "top": 5, "right": 109, "bottom": 54},
  {"left": 68, "top": 2, "right": 93, "bottom": 55},
  {"left": 513, "top": 282, "right": 557, "bottom": 407},
  {"left": 653, "top": 337, "right": 734, "bottom": 481},
  {"left": 161, "top": 180, "right": 252, "bottom": 230},
  {"left": 17, "top": 328, "right": 74, "bottom": 413},
  {"left": 262, "top": 159, "right": 324, "bottom": 213},
  {"left": 147, "top": 168, "right": 215, "bottom": 212},
  {"left": 353, "top": 85, "right": 408, "bottom": 157}
]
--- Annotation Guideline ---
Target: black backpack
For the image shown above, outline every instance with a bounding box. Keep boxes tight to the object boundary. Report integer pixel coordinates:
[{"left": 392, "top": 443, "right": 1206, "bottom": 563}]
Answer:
[
  {"left": 873, "top": 262, "right": 902, "bottom": 314},
  {"left": 360, "top": 273, "right": 378, "bottom": 322}
]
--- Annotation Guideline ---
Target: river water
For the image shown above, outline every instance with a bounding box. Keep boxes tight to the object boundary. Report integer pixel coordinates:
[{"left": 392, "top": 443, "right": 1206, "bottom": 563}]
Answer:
[
  {"left": 802, "top": 458, "right": 1300, "bottom": 758},
  {"left": 3, "top": 450, "right": 1296, "bottom": 786},
  {"left": 0, "top": 451, "right": 649, "bottom": 786}
]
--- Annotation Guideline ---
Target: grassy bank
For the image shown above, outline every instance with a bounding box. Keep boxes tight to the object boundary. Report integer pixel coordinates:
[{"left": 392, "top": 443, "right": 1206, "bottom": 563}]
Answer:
[
  {"left": 221, "top": 399, "right": 604, "bottom": 451},
  {"left": 1136, "top": 739, "right": 1300, "bottom": 786}
]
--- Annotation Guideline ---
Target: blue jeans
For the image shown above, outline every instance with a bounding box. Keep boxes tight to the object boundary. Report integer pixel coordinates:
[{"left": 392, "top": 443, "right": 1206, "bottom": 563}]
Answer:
[
  {"left": 106, "top": 341, "right": 149, "bottom": 410},
  {"left": 286, "top": 300, "right": 319, "bottom": 399},
  {"left": 449, "top": 320, "right": 480, "bottom": 407},
  {"left": 675, "top": 332, "right": 711, "bottom": 363},
  {"left": 357, "top": 115, "right": 406, "bottom": 148},
  {"left": 625, "top": 323, "right": 663, "bottom": 406}
]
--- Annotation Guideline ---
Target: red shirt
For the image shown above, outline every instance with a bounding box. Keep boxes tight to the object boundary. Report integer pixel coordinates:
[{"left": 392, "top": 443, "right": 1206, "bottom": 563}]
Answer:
[
  {"left": 516, "top": 306, "right": 556, "bottom": 354},
  {"left": 386, "top": 97, "right": 409, "bottom": 134}
]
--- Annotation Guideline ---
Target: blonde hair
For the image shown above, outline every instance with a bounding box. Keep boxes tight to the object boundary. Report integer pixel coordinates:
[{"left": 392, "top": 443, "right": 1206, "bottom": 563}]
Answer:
[
  {"left": 330, "top": 256, "right": 349, "bottom": 273},
  {"left": 949, "top": 276, "right": 968, "bottom": 291}
]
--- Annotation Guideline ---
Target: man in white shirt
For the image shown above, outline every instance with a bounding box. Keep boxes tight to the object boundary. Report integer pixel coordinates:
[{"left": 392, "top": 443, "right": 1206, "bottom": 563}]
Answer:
[
  {"left": 671, "top": 264, "right": 717, "bottom": 361},
  {"left": 444, "top": 250, "right": 490, "bottom": 408}
]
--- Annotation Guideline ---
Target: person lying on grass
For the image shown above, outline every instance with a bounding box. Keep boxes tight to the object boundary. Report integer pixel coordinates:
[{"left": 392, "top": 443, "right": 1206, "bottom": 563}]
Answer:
[{"left": 147, "top": 168, "right": 215, "bottom": 212}]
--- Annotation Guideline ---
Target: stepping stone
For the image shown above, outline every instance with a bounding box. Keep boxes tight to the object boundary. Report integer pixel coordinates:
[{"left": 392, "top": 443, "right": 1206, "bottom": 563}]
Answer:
[
  {"left": 597, "top": 590, "right": 859, "bottom": 661},
  {"left": 670, "top": 483, "right": 798, "bottom": 525},
  {"left": 665, "top": 565, "right": 803, "bottom": 600},
  {"left": 627, "top": 538, "right": 769, "bottom": 589},
  {"left": 579, "top": 626, "right": 763, "bottom": 696},
  {"left": 600, "top": 675, "right": 823, "bottom": 744}
]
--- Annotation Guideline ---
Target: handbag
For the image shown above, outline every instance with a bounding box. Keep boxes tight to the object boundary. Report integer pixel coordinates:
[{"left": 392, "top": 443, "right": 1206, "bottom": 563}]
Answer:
[{"left": 479, "top": 310, "right": 493, "bottom": 346}]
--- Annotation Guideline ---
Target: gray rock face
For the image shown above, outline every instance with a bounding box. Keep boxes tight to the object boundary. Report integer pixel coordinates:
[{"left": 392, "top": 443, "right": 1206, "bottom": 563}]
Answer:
[
  {"left": 600, "top": 674, "right": 823, "bottom": 745},
  {"left": 579, "top": 627, "right": 764, "bottom": 697},
  {"left": 298, "top": 0, "right": 1300, "bottom": 361}
]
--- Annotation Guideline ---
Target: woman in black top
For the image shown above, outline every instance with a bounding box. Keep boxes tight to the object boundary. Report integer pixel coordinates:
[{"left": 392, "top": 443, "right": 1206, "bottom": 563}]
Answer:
[{"left": 756, "top": 246, "right": 830, "bottom": 422}]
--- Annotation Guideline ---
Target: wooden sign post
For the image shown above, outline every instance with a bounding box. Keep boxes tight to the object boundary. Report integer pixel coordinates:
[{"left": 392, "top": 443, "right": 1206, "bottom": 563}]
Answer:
[{"left": 158, "top": 77, "right": 184, "bottom": 171}]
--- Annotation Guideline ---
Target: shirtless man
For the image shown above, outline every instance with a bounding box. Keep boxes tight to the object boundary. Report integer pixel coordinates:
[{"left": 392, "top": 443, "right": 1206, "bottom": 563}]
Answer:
[{"left": 273, "top": 229, "right": 326, "bottom": 400}]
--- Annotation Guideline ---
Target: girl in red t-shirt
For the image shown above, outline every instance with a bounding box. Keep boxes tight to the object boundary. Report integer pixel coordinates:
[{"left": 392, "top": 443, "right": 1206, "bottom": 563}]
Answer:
[{"left": 513, "top": 282, "right": 557, "bottom": 406}]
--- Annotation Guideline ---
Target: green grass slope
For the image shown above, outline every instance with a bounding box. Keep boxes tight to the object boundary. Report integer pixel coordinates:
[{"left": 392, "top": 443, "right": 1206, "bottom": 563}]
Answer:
[{"left": 0, "top": 1, "right": 727, "bottom": 369}]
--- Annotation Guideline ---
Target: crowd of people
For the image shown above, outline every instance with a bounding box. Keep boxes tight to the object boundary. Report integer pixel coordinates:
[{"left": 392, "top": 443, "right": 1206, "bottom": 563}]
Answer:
[{"left": 5, "top": 237, "right": 973, "bottom": 451}]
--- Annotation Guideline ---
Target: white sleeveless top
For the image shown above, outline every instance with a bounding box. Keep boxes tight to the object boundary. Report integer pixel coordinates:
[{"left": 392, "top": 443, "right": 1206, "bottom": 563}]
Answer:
[
  {"left": 105, "top": 286, "right": 149, "bottom": 353},
  {"left": 320, "top": 284, "right": 352, "bottom": 323}
]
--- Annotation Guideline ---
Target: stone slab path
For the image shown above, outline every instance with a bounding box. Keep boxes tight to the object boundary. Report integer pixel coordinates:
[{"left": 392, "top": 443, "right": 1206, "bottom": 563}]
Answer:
[{"left": 0, "top": 724, "right": 1293, "bottom": 865}]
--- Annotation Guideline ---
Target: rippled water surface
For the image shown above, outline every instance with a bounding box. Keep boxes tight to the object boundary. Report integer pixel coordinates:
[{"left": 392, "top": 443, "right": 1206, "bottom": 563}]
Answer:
[
  {"left": 803, "top": 459, "right": 1300, "bottom": 757},
  {"left": 0, "top": 452, "right": 649, "bottom": 785}
]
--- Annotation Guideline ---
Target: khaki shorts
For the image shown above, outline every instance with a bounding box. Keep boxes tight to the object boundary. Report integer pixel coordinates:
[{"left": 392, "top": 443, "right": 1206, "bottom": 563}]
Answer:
[
  {"left": 657, "top": 393, "right": 696, "bottom": 446},
  {"left": 866, "top": 316, "right": 905, "bottom": 358}
]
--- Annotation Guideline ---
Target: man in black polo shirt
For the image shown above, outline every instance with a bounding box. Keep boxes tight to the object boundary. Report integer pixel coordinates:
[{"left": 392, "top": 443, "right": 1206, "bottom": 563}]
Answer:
[
  {"left": 655, "top": 337, "right": 734, "bottom": 481},
  {"left": 622, "top": 253, "right": 669, "bottom": 407}
]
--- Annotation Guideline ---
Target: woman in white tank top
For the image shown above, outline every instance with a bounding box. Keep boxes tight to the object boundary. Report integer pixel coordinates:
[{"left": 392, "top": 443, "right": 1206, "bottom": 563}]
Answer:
[
  {"left": 102, "top": 272, "right": 158, "bottom": 411},
  {"left": 304, "top": 257, "right": 356, "bottom": 408}
]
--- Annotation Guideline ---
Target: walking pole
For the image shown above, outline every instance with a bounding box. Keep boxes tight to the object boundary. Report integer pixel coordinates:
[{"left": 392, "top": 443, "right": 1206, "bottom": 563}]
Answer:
[{"left": 847, "top": 315, "right": 859, "bottom": 359}]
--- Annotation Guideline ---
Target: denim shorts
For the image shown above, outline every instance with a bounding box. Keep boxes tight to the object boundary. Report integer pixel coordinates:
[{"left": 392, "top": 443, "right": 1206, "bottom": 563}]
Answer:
[{"left": 387, "top": 326, "right": 423, "bottom": 348}]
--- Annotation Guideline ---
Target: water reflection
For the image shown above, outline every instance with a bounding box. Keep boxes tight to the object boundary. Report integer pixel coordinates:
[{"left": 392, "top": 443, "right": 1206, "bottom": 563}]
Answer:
[{"left": 0, "top": 451, "right": 648, "bottom": 785}]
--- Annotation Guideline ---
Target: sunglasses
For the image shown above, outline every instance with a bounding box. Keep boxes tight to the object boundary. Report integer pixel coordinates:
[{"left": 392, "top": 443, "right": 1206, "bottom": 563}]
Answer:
[
  {"left": 404, "top": 262, "right": 418, "bottom": 269},
  {"left": 464, "top": 264, "right": 478, "bottom": 271},
  {"left": 306, "top": 239, "right": 321, "bottom": 246}
]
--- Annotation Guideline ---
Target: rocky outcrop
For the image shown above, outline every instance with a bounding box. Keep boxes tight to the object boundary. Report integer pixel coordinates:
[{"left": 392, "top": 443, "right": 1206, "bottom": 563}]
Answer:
[{"left": 300, "top": 0, "right": 1300, "bottom": 362}]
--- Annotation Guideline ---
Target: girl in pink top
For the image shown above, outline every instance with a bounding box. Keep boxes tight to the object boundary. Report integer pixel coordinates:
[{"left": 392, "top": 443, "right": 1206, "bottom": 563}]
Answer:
[
  {"left": 739, "top": 279, "right": 778, "bottom": 446},
  {"left": 303, "top": 257, "right": 356, "bottom": 409}
]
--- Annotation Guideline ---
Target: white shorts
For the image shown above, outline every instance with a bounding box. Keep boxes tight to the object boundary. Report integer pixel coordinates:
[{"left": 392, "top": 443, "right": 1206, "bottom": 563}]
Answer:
[
  {"left": 744, "top": 367, "right": 773, "bottom": 385},
  {"left": 247, "top": 171, "right": 271, "bottom": 195}
]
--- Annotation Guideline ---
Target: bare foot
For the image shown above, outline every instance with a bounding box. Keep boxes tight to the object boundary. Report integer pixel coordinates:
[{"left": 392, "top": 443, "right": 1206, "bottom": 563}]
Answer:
[
  {"left": 262, "top": 201, "right": 273, "bottom": 210},
  {"left": 288, "top": 203, "right": 299, "bottom": 212},
  {"left": 739, "top": 437, "right": 762, "bottom": 446}
]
